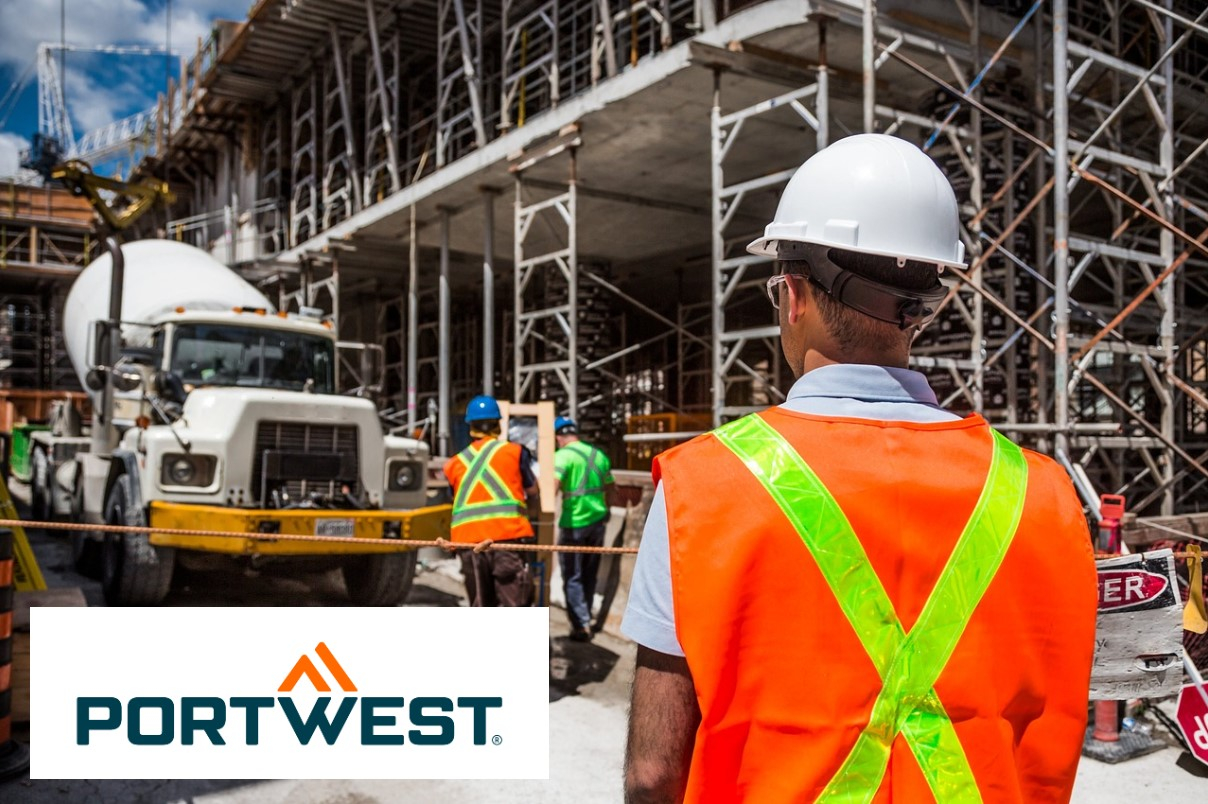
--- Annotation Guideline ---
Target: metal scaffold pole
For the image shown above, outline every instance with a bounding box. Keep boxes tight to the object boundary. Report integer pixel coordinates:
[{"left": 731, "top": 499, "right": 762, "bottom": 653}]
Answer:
[
  {"left": 862, "top": 0, "right": 875, "bottom": 133},
  {"left": 1159, "top": 2, "right": 1176, "bottom": 515},
  {"left": 483, "top": 188, "right": 496, "bottom": 396},
  {"left": 439, "top": 207, "right": 452, "bottom": 456},
  {"left": 1052, "top": 0, "right": 1071, "bottom": 457},
  {"left": 407, "top": 204, "right": 419, "bottom": 433}
]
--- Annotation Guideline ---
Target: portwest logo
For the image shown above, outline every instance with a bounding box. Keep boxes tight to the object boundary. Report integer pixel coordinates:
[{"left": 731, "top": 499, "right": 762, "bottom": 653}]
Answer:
[{"left": 76, "top": 642, "right": 504, "bottom": 748}]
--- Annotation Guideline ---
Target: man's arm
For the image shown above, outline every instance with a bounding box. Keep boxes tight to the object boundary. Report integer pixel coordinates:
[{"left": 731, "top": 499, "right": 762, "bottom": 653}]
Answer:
[
  {"left": 519, "top": 446, "right": 541, "bottom": 520},
  {"left": 625, "top": 646, "right": 699, "bottom": 804}
]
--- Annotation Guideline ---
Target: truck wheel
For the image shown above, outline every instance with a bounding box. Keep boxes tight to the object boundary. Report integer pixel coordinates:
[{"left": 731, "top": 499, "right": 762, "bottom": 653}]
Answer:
[
  {"left": 30, "top": 447, "right": 51, "bottom": 523},
  {"left": 342, "top": 550, "right": 417, "bottom": 606},
  {"left": 69, "top": 464, "right": 102, "bottom": 579},
  {"left": 101, "top": 474, "right": 175, "bottom": 606}
]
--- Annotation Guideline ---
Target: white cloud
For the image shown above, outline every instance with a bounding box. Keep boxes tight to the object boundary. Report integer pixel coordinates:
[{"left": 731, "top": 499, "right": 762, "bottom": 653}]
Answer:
[
  {"left": 0, "top": 0, "right": 252, "bottom": 135},
  {"left": 0, "top": 0, "right": 251, "bottom": 69},
  {"left": 62, "top": 64, "right": 143, "bottom": 133},
  {"left": 0, "top": 132, "right": 30, "bottom": 177}
]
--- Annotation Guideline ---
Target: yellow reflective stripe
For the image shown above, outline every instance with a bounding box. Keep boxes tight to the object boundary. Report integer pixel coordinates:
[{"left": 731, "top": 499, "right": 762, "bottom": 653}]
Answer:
[
  {"left": 453, "top": 441, "right": 498, "bottom": 510},
  {"left": 714, "top": 416, "right": 903, "bottom": 682},
  {"left": 827, "top": 429, "right": 1027, "bottom": 803},
  {"left": 451, "top": 501, "right": 526, "bottom": 525},
  {"left": 480, "top": 462, "right": 521, "bottom": 504},
  {"left": 715, "top": 416, "right": 1027, "bottom": 803}
]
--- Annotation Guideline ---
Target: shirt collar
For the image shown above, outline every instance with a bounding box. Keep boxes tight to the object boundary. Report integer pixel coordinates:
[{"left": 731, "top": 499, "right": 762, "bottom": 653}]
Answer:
[{"left": 786, "top": 363, "right": 942, "bottom": 407}]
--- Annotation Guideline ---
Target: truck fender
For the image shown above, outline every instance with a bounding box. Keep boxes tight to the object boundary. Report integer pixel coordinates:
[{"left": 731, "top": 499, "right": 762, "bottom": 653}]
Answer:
[{"left": 105, "top": 451, "right": 144, "bottom": 514}]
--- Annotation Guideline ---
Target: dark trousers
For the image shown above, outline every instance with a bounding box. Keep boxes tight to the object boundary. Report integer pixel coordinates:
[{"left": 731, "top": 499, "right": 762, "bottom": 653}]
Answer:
[
  {"left": 460, "top": 543, "right": 532, "bottom": 607},
  {"left": 558, "top": 520, "right": 606, "bottom": 630}
]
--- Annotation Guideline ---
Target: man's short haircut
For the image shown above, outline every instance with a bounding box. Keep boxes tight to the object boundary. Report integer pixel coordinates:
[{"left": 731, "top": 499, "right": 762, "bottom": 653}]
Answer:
[
  {"left": 470, "top": 419, "right": 502, "bottom": 436},
  {"left": 781, "top": 249, "right": 938, "bottom": 352}
]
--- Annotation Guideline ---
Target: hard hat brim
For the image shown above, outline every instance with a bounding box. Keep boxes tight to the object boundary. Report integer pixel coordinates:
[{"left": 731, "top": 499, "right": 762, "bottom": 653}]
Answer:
[{"left": 746, "top": 235, "right": 967, "bottom": 271}]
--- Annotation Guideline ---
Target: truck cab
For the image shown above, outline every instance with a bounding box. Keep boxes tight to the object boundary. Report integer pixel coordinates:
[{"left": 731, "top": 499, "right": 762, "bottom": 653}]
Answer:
[{"left": 30, "top": 239, "right": 448, "bottom": 606}]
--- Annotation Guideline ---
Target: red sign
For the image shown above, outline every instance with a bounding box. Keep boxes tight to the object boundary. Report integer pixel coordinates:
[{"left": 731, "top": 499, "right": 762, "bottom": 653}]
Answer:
[
  {"left": 1097, "top": 569, "right": 1169, "bottom": 611},
  {"left": 1176, "top": 684, "right": 1208, "bottom": 767}
]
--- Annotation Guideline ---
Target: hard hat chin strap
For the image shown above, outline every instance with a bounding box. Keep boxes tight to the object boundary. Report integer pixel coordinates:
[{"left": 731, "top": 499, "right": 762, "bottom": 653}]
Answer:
[{"left": 781, "top": 244, "right": 947, "bottom": 331}]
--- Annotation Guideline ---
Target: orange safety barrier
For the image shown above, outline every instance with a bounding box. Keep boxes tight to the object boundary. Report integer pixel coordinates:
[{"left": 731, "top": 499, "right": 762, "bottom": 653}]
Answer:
[{"left": 0, "top": 528, "right": 29, "bottom": 778}]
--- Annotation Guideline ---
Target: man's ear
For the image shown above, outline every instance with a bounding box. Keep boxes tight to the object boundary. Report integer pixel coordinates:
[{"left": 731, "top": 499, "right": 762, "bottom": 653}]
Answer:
[{"left": 785, "top": 275, "right": 810, "bottom": 326}]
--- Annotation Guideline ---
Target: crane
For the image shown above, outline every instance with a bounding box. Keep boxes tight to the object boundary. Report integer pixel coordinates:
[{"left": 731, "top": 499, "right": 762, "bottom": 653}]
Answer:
[
  {"left": 13, "top": 42, "right": 172, "bottom": 179},
  {"left": 51, "top": 159, "right": 175, "bottom": 232}
]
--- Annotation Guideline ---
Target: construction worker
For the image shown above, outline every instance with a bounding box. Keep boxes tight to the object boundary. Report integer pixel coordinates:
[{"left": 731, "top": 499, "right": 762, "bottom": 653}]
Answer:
[
  {"left": 621, "top": 134, "right": 1097, "bottom": 803},
  {"left": 553, "top": 416, "right": 615, "bottom": 641},
  {"left": 443, "top": 395, "right": 539, "bottom": 607}
]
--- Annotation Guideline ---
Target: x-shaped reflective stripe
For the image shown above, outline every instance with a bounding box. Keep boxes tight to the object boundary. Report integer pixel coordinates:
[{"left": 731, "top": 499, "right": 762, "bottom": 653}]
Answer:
[
  {"left": 715, "top": 416, "right": 1028, "bottom": 804},
  {"left": 453, "top": 441, "right": 502, "bottom": 510},
  {"left": 452, "top": 440, "right": 525, "bottom": 524},
  {"left": 565, "top": 443, "right": 606, "bottom": 498}
]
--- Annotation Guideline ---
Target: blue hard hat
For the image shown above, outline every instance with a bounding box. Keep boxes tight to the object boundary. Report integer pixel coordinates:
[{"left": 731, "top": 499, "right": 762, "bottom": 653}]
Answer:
[
  {"left": 465, "top": 395, "right": 502, "bottom": 423},
  {"left": 555, "top": 416, "right": 578, "bottom": 434}
]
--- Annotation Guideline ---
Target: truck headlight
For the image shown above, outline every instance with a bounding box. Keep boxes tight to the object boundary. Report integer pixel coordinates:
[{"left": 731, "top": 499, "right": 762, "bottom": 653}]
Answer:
[
  {"left": 387, "top": 459, "right": 423, "bottom": 491},
  {"left": 160, "top": 454, "right": 217, "bottom": 488}
]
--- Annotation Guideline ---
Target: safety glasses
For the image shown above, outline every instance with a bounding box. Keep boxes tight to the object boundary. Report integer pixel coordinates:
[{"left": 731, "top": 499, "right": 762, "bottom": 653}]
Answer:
[{"left": 765, "top": 273, "right": 807, "bottom": 310}]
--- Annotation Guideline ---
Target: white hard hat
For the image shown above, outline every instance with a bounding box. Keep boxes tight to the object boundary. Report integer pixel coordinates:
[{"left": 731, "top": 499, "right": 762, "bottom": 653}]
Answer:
[{"left": 747, "top": 134, "right": 965, "bottom": 269}]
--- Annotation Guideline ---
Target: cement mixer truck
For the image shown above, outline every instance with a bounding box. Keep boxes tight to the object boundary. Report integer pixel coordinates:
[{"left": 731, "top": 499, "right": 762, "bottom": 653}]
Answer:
[{"left": 28, "top": 239, "right": 448, "bottom": 605}]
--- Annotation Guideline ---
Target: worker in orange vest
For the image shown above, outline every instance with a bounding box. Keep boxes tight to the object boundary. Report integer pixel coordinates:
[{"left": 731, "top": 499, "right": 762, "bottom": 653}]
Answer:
[
  {"left": 444, "top": 395, "right": 539, "bottom": 606},
  {"left": 621, "top": 134, "right": 1097, "bottom": 803}
]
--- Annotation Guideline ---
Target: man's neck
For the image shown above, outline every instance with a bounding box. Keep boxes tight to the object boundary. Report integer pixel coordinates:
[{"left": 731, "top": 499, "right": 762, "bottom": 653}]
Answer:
[{"left": 800, "top": 348, "right": 908, "bottom": 376}]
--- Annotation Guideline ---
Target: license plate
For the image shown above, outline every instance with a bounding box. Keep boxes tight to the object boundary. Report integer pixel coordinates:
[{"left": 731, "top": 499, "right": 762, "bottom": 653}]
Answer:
[{"left": 315, "top": 518, "right": 355, "bottom": 537}]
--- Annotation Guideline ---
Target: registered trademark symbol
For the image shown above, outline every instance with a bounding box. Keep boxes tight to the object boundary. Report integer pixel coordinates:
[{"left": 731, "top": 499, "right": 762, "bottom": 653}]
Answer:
[{"left": 492, "top": 734, "right": 502, "bottom": 746}]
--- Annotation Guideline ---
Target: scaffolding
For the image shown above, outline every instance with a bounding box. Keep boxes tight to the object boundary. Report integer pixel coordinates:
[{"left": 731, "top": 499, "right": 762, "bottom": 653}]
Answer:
[{"left": 103, "top": 0, "right": 1208, "bottom": 517}]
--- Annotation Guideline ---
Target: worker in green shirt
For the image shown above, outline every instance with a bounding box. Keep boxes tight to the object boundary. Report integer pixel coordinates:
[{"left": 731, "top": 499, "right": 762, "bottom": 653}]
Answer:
[{"left": 553, "top": 416, "right": 615, "bottom": 642}]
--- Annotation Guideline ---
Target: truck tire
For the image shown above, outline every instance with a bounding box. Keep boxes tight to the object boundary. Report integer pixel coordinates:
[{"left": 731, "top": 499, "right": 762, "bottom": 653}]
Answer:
[
  {"left": 342, "top": 550, "right": 417, "bottom": 606},
  {"left": 101, "top": 474, "right": 175, "bottom": 606},
  {"left": 30, "top": 447, "right": 51, "bottom": 523},
  {"left": 69, "top": 463, "right": 102, "bottom": 579}
]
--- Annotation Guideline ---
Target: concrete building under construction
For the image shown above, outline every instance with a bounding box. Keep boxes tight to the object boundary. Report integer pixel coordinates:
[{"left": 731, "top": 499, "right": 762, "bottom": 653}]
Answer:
[{"left": 6, "top": 0, "right": 1208, "bottom": 521}]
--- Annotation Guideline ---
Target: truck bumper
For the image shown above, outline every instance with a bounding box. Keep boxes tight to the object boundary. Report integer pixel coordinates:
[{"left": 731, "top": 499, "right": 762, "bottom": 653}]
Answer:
[{"left": 147, "top": 501, "right": 451, "bottom": 555}]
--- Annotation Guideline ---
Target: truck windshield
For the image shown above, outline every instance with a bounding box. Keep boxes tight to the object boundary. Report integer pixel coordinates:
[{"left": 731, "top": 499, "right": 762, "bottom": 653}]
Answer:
[{"left": 170, "top": 324, "right": 335, "bottom": 394}]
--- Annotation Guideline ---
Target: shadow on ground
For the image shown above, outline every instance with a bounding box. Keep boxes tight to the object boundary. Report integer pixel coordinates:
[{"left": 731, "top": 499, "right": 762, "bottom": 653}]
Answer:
[
  {"left": 4, "top": 773, "right": 261, "bottom": 804},
  {"left": 549, "top": 637, "right": 621, "bottom": 702}
]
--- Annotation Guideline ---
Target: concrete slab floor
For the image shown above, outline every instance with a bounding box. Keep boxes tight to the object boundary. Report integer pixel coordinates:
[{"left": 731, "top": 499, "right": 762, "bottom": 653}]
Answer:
[{"left": 4, "top": 479, "right": 1207, "bottom": 801}]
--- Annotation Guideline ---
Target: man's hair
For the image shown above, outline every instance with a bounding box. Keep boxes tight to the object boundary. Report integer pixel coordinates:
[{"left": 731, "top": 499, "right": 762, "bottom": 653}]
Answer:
[
  {"left": 781, "top": 249, "right": 938, "bottom": 352},
  {"left": 470, "top": 419, "right": 502, "bottom": 436}
]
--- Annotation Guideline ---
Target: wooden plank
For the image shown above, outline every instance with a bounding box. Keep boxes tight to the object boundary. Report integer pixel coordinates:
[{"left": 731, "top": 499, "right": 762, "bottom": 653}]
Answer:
[
  {"left": 11, "top": 632, "right": 28, "bottom": 724},
  {"left": 1090, "top": 550, "right": 1184, "bottom": 700},
  {"left": 1123, "top": 512, "right": 1208, "bottom": 547}
]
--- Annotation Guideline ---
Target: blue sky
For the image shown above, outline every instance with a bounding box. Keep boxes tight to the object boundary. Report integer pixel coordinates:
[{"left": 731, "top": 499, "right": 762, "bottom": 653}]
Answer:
[{"left": 0, "top": 0, "right": 251, "bottom": 177}]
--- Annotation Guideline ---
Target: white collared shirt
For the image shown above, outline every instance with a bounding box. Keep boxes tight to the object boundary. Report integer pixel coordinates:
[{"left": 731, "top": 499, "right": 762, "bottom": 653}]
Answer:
[{"left": 620, "top": 363, "right": 961, "bottom": 656}]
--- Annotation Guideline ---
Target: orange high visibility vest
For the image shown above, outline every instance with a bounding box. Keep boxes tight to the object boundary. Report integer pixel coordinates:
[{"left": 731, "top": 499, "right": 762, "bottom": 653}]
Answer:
[
  {"left": 655, "top": 409, "right": 1097, "bottom": 803},
  {"left": 444, "top": 437, "right": 534, "bottom": 544}
]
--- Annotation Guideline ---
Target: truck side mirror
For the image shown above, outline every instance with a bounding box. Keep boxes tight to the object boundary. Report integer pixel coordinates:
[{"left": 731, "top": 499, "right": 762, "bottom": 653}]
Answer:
[
  {"left": 84, "top": 367, "right": 106, "bottom": 391},
  {"left": 154, "top": 370, "right": 188, "bottom": 404},
  {"left": 89, "top": 319, "right": 112, "bottom": 368},
  {"left": 111, "top": 370, "right": 143, "bottom": 393}
]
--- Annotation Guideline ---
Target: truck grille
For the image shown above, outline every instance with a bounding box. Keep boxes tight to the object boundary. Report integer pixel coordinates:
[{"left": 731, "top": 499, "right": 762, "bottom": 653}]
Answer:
[{"left": 251, "top": 421, "right": 361, "bottom": 505}]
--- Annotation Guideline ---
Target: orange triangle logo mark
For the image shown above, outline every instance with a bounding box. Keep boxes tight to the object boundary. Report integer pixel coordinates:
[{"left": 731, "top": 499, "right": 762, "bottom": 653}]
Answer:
[{"left": 279, "top": 642, "right": 358, "bottom": 693}]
